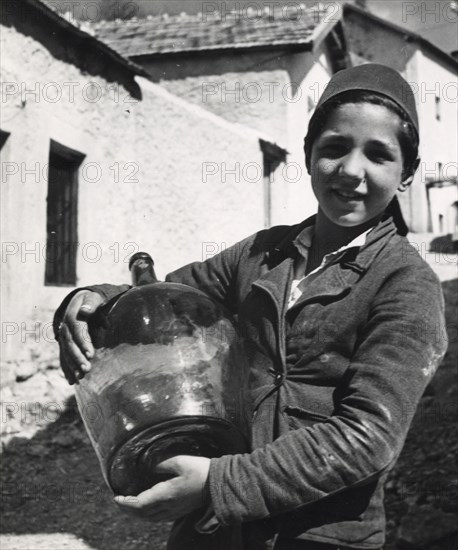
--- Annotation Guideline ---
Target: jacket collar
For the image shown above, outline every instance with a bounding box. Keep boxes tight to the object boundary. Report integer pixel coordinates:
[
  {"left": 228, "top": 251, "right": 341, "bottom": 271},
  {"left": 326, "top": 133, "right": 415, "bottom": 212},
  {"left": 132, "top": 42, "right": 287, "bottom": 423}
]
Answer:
[
  {"left": 264, "top": 215, "right": 397, "bottom": 272},
  {"left": 347, "top": 216, "right": 398, "bottom": 271},
  {"left": 264, "top": 216, "right": 315, "bottom": 268},
  {"left": 255, "top": 215, "right": 398, "bottom": 314}
]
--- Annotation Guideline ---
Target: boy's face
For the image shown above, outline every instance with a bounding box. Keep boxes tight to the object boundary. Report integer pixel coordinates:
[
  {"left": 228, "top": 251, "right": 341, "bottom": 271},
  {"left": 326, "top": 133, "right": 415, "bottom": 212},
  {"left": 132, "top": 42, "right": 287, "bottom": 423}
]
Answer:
[{"left": 310, "top": 102, "right": 410, "bottom": 228}]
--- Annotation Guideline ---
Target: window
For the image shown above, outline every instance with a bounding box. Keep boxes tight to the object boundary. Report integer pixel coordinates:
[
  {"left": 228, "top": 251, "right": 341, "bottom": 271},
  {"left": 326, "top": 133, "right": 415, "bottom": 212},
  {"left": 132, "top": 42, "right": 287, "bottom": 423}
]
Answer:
[
  {"left": 45, "top": 140, "right": 84, "bottom": 286},
  {"left": 260, "top": 140, "right": 287, "bottom": 228},
  {"left": 0, "top": 129, "right": 10, "bottom": 150},
  {"left": 438, "top": 213, "right": 444, "bottom": 233}
]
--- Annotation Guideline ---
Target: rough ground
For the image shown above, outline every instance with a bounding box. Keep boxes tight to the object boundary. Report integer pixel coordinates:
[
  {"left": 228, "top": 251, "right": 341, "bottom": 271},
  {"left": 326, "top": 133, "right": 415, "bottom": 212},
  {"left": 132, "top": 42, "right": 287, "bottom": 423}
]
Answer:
[
  {"left": 383, "top": 276, "right": 458, "bottom": 550},
  {"left": 1, "top": 258, "right": 457, "bottom": 550},
  {"left": 1, "top": 398, "right": 172, "bottom": 549}
]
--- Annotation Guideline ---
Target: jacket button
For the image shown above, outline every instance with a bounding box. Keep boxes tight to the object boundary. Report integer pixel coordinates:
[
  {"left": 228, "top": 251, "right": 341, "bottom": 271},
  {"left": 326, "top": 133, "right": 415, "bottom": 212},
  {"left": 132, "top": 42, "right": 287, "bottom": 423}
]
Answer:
[{"left": 274, "top": 373, "right": 284, "bottom": 386}]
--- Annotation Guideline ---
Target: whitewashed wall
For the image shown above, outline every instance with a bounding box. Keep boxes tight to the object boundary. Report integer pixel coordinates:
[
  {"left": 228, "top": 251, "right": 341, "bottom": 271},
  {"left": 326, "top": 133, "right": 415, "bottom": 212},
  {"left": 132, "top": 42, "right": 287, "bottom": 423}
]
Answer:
[{"left": 0, "top": 24, "right": 265, "bottom": 394}]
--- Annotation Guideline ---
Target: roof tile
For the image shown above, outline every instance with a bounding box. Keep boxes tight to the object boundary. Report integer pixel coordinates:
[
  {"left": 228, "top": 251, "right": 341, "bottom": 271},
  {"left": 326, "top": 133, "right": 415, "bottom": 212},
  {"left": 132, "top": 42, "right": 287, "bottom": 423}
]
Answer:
[{"left": 93, "top": 7, "right": 330, "bottom": 57}]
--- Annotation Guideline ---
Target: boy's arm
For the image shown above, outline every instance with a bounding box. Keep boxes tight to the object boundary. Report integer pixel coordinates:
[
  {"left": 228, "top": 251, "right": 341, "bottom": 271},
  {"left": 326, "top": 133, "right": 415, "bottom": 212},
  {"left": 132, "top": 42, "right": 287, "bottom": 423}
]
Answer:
[
  {"left": 54, "top": 233, "right": 253, "bottom": 383},
  {"left": 53, "top": 284, "right": 131, "bottom": 342},
  {"left": 206, "top": 263, "right": 447, "bottom": 525}
]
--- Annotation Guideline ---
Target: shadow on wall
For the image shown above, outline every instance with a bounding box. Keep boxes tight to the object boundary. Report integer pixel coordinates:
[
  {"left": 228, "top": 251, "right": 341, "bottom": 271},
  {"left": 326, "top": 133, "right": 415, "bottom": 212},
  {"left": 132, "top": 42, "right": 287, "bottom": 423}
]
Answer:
[{"left": 0, "top": 395, "right": 171, "bottom": 550}]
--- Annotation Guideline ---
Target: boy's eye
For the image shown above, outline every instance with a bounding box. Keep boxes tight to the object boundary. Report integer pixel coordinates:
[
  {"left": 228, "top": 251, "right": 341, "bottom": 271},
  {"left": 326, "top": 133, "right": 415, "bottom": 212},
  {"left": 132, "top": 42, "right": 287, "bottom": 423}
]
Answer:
[
  {"left": 366, "top": 148, "right": 394, "bottom": 163},
  {"left": 318, "top": 142, "right": 347, "bottom": 158}
]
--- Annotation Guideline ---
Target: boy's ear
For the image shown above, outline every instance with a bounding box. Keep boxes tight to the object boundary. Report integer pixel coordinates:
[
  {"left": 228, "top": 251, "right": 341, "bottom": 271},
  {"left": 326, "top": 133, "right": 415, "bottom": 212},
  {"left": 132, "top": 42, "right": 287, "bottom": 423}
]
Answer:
[{"left": 399, "top": 157, "right": 420, "bottom": 192}]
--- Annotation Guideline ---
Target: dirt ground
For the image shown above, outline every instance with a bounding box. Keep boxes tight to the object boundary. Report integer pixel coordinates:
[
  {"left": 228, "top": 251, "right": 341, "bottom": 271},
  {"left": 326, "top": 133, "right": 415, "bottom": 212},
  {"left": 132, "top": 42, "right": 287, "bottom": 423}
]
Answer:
[
  {"left": 1, "top": 278, "right": 457, "bottom": 550},
  {"left": 383, "top": 277, "right": 458, "bottom": 550},
  {"left": 0, "top": 399, "right": 172, "bottom": 549}
]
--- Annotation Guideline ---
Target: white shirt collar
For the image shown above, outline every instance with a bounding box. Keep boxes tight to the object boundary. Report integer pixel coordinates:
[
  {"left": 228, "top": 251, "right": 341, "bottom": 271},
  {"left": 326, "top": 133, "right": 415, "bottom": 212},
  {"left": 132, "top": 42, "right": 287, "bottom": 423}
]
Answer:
[
  {"left": 293, "top": 225, "right": 372, "bottom": 260},
  {"left": 288, "top": 226, "right": 374, "bottom": 309}
]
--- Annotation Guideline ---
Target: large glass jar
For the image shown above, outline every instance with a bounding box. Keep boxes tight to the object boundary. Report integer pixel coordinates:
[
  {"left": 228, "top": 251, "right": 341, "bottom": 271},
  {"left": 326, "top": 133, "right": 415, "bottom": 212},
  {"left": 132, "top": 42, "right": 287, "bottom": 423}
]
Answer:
[{"left": 74, "top": 254, "right": 250, "bottom": 496}]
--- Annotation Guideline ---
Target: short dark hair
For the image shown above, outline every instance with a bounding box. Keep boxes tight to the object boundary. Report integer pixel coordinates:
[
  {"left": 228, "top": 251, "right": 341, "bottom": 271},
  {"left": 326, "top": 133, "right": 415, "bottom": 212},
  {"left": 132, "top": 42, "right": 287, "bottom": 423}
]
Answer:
[{"left": 304, "top": 90, "right": 419, "bottom": 178}]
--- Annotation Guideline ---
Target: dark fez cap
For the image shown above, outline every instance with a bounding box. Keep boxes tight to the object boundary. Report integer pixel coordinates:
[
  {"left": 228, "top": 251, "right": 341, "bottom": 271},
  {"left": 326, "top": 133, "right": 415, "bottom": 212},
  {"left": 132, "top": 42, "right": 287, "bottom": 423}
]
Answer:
[{"left": 307, "top": 63, "right": 419, "bottom": 139}]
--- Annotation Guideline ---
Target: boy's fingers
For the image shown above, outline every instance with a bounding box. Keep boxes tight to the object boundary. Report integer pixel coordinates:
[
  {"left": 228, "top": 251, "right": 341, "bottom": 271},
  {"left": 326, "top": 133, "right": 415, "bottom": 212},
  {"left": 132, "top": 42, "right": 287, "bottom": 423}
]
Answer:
[
  {"left": 59, "top": 324, "right": 90, "bottom": 381},
  {"left": 59, "top": 349, "right": 77, "bottom": 385},
  {"left": 154, "top": 457, "right": 181, "bottom": 475},
  {"left": 114, "top": 495, "right": 139, "bottom": 504},
  {"left": 78, "top": 292, "right": 105, "bottom": 318},
  {"left": 62, "top": 291, "right": 104, "bottom": 359},
  {"left": 114, "top": 495, "right": 142, "bottom": 510},
  {"left": 60, "top": 323, "right": 89, "bottom": 366},
  {"left": 114, "top": 482, "right": 169, "bottom": 510},
  {"left": 57, "top": 291, "right": 106, "bottom": 386},
  {"left": 69, "top": 319, "right": 93, "bottom": 360},
  {"left": 59, "top": 346, "right": 81, "bottom": 385},
  {"left": 77, "top": 293, "right": 105, "bottom": 356}
]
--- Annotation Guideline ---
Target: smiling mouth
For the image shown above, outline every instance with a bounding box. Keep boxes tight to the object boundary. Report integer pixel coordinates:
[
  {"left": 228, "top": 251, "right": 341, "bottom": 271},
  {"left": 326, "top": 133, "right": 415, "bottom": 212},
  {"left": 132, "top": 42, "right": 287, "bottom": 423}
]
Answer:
[{"left": 332, "top": 188, "right": 365, "bottom": 201}]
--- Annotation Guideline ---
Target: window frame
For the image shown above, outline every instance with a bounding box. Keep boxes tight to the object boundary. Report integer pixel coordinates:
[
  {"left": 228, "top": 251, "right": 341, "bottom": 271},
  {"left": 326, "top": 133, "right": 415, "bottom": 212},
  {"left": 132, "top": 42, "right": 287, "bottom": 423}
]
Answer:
[{"left": 45, "top": 140, "right": 85, "bottom": 287}]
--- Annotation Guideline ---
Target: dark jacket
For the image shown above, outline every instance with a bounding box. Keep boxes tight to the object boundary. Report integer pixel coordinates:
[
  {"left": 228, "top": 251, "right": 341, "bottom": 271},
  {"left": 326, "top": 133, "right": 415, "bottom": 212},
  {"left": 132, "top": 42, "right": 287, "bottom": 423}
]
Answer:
[
  {"left": 55, "top": 216, "right": 447, "bottom": 549},
  {"left": 164, "top": 216, "right": 447, "bottom": 548}
]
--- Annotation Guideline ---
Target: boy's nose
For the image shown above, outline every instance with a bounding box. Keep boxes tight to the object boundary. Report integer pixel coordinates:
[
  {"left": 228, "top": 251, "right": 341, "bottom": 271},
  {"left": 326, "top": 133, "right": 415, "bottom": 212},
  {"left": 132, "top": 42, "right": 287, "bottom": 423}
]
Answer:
[{"left": 338, "top": 151, "right": 365, "bottom": 183}]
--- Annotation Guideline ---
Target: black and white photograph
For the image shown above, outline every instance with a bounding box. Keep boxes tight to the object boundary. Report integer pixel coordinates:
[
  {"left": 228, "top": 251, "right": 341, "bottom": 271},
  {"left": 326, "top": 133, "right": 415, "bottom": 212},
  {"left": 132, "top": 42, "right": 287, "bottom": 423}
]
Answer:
[{"left": 1, "top": 1, "right": 457, "bottom": 549}]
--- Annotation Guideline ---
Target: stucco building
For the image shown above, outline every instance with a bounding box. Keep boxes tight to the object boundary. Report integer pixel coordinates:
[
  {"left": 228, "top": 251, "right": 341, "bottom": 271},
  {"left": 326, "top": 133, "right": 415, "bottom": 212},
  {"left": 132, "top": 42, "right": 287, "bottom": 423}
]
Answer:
[
  {"left": 343, "top": 4, "right": 458, "bottom": 234},
  {"left": 94, "top": 4, "right": 348, "bottom": 227},
  {"left": 0, "top": 0, "right": 282, "bottom": 406},
  {"left": 94, "top": 2, "right": 458, "bottom": 233},
  {"left": 1, "top": 0, "right": 456, "bottom": 429}
]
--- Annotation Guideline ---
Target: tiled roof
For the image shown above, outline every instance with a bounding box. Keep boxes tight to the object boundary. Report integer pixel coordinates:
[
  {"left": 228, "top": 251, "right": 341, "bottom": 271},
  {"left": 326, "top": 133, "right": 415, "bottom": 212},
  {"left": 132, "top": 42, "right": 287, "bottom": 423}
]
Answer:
[
  {"left": 26, "top": 0, "right": 146, "bottom": 75},
  {"left": 92, "top": 6, "right": 335, "bottom": 58}
]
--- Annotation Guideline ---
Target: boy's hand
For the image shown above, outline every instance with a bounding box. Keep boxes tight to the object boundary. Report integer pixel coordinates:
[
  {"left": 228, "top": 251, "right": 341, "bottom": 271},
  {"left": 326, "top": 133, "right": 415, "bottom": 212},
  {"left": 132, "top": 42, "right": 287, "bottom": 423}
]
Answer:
[
  {"left": 58, "top": 290, "right": 105, "bottom": 384},
  {"left": 114, "top": 456, "right": 211, "bottom": 522}
]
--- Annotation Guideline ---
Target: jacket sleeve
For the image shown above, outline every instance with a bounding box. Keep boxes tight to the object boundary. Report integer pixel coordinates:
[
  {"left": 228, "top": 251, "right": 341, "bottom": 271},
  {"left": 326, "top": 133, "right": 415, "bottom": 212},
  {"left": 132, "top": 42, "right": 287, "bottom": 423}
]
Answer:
[
  {"left": 165, "top": 236, "right": 252, "bottom": 314},
  {"left": 207, "top": 263, "right": 448, "bottom": 525}
]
